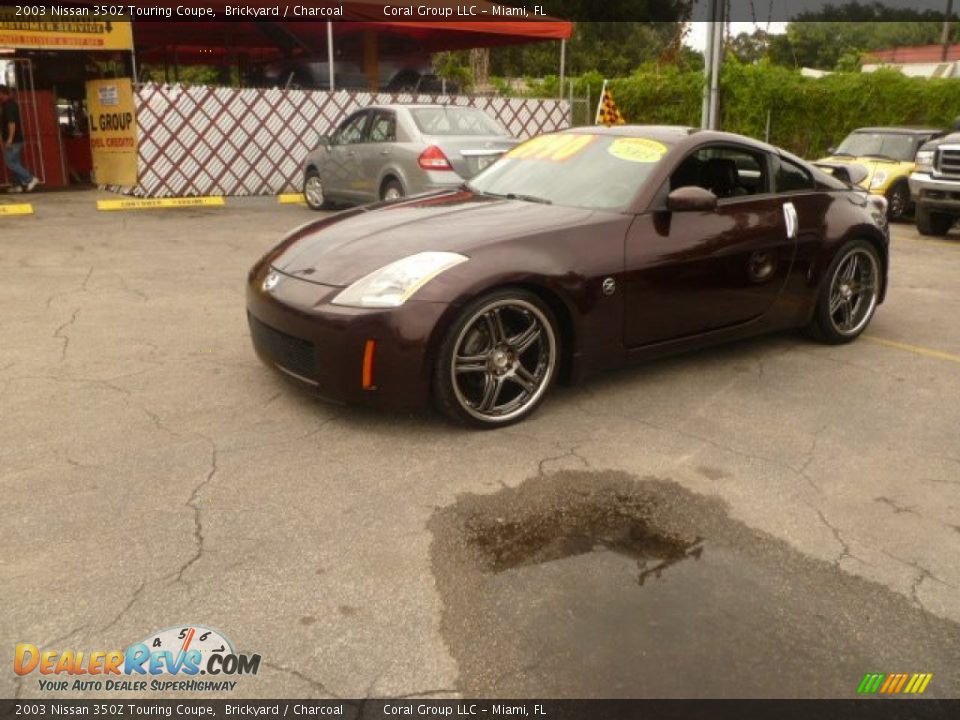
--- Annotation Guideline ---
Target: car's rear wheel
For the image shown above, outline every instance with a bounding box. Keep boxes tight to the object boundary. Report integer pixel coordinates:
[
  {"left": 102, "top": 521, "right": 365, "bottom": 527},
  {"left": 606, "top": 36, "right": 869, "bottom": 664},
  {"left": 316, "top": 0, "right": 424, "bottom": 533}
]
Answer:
[
  {"left": 303, "top": 170, "right": 331, "bottom": 211},
  {"left": 434, "top": 289, "right": 559, "bottom": 428},
  {"left": 807, "top": 239, "right": 881, "bottom": 344},
  {"left": 885, "top": 181, "right": 910, "bottom": 222},
  {"left": 381, "top": 178, "right": 404, "bottom": 201},
  {"left": 916, "top": 205, "right": 953, "bottom": 236}
]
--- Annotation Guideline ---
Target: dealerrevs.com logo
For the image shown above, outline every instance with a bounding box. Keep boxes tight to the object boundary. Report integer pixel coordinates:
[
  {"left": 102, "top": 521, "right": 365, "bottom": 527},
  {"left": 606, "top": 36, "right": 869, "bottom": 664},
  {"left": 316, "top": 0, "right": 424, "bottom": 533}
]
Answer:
[{"left": 14, "top": 625, "right": 261, "bottom": 692}]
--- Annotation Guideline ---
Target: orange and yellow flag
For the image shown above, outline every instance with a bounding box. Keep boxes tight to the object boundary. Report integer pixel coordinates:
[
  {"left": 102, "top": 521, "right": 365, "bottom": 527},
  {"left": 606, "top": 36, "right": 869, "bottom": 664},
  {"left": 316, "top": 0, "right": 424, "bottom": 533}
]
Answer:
[{"left": 596, "top": 88, "right": 626, "bottom": 126}]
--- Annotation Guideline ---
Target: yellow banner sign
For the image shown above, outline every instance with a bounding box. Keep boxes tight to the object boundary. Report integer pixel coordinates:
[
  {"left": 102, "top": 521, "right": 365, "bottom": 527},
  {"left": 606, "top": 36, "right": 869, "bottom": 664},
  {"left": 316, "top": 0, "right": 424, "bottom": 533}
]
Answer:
[
  {"left": 0, "top": 15, "right": 132, "bottom": 51},
  {"left": 86, "top": 78, "right": 138, "bottom": 187}
]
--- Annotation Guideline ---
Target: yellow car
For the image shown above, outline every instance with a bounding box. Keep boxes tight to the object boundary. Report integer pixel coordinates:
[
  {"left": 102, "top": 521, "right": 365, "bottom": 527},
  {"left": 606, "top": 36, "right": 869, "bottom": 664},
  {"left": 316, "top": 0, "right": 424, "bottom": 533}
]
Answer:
[{"left": 818, "top": 126, "right": 941, "bottom": 221}]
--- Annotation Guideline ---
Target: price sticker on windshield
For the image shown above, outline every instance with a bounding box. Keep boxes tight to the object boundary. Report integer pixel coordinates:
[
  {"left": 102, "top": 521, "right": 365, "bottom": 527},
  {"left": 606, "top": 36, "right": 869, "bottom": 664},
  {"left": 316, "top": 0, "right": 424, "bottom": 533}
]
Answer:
[
  {"left": 608, "top": 137, "right": 668, "bottom": 163},
  {"left": 506, "top": 134, "right": 596, "bottom": 162}
]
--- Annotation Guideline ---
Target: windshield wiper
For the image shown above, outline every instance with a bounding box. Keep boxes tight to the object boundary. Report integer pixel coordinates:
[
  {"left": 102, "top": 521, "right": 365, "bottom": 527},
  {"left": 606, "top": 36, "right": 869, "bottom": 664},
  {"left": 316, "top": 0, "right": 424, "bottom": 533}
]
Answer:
[
  {"left": 479, "top": 190, "right": 552, "bottom": 205},
  {"left": 832, "top": 151, "right": 855, "bottom": 156},
  {"left": 863, "top": 153, "right": 898, "bottom": 162}
]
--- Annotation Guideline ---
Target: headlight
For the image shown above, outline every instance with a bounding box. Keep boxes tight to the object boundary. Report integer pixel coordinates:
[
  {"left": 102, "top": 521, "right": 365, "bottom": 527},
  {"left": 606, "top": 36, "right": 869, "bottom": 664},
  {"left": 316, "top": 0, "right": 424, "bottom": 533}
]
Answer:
[
  {"left": 869, "top": 170, "right": 888, "bottom": 189},
  {"left": 915, "top": 149, "right": 934, "bottom": 170},
  {"left": 331, "top": 252, "right": 469, "bottom": 308}
]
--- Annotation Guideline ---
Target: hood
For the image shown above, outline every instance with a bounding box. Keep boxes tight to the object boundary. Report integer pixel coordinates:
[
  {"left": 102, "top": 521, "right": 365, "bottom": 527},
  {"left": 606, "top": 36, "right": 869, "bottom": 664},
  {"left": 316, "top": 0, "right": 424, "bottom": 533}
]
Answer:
[
  {"left": 817, "top": 155, "right": 913, "bottom": 189},
  {"left": 271, "top": 191, "right": 600, "bottom": 286}
]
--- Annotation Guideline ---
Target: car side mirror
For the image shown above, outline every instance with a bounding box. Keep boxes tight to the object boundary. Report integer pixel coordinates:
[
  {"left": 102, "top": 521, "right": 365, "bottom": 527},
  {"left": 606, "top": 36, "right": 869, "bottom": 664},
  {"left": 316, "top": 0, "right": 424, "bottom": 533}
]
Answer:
[
  {"left": 317, "top": 135, "right": 332, "bottom": 148},
  {"left": 827, "top": 146, "right": 837, "bottom": 155},
  {"left": 666, "top": 186, "right": 718, "bottom": 212}
]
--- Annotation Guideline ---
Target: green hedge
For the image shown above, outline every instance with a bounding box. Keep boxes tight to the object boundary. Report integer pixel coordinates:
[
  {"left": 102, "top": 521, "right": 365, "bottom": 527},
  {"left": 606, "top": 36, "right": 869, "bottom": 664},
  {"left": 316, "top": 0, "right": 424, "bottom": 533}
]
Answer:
[{"left": 536, "top": 59, "right": 960, "bottom": 158}]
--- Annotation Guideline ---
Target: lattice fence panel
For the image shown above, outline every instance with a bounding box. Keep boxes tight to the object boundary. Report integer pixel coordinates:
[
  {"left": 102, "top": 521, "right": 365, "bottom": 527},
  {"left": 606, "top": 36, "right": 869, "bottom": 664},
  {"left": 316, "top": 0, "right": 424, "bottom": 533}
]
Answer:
[{"left": 117, "top": 83, "right": 571, "bottom": 197}]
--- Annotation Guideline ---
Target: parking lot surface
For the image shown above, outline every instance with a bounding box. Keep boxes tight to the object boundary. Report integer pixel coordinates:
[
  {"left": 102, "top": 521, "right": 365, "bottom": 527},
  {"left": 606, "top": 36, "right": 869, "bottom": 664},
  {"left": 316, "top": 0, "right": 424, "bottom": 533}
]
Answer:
[{"left": 2, "top": 191, "right": 959, "bottom": 698}]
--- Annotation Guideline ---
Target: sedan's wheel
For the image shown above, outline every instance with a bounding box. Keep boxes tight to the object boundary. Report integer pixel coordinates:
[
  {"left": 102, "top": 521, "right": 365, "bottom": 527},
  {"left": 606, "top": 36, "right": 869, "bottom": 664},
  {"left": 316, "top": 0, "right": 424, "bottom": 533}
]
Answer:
[
  {"left": 807, "top": 240, "right": 881, "bottom": 344},
  {"left": 303, "top": 170, "right": 330, "bottom": 211},
  {"left": 885, "top": 182, "right": 910, "bottom": 222},
  {"left": 381, "top": 179, "right": 404, "bottom": 201},
  {"left": 434, "top": 290, "right": 558, "bottom": 428}
]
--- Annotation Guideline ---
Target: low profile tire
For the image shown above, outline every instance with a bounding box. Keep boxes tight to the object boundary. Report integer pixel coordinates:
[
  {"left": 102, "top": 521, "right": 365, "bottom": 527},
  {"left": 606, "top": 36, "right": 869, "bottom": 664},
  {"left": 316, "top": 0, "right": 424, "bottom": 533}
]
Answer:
[
  {"left": 433, "top": 289, "right": 559, "bottom": 428},
  {"left": 915, "top": 205, "right": 953, "bottom": 236},
  {"left": 303, "top": 170, "right": 331, "bottom": 211},
  {"left": 885, "top": 181, "right": 910, "bottom": 222},
  {"left": 380, "top": 178, "right": 404, "bottom": 201},
  {"left": 807, "top": 239, "right": 881, "bottom": 345}
]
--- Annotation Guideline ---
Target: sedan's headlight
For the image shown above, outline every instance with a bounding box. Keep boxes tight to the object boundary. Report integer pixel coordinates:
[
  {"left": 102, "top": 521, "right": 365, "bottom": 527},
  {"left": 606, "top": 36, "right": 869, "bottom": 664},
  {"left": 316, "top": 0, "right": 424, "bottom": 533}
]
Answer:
[
  {"left": 869, "top": 170, "right": 888, "bottom": 189},
  {"left": 331, "top": 252, "right": 469, "bottom": 308},
  {"left": 915, "top": 149, "right": 934, "bottom": 170}
]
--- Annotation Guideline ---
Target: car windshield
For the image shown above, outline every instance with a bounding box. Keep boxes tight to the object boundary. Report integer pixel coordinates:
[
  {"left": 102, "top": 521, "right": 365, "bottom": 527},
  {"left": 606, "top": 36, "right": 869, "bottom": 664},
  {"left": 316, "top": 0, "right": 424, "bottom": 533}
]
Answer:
[
  {"left": 410, "top": 107, "right": 508, "bottom": 137},
  {"left": 467, "top": 133, "right": 670, "bottom": 211},
  {"left": 835, "top": 132, "right": 918, "bottom": 162}
]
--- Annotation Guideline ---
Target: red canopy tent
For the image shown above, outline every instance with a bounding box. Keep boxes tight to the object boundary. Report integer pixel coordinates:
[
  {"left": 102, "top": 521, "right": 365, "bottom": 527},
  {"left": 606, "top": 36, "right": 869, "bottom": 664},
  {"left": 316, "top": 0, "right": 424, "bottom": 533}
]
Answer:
[{"left": 70, "top": 1, "right": 574, "bottom": 89}]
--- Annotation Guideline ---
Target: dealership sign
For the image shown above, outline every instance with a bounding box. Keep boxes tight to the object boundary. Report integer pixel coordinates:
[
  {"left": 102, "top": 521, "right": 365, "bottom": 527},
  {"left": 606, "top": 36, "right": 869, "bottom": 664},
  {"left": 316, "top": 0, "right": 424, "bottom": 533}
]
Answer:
[
  {"left": 0, "top": 12, "right": 133, "bottom": 51},
  {"left": 86, "top": 77, "right": 139, "bottom": 187}
]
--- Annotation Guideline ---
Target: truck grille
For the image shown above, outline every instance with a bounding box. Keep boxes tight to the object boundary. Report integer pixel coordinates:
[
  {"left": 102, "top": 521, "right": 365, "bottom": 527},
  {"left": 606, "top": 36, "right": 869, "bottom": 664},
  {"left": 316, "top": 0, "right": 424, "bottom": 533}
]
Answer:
[
  {"left": 247, "top": 312, "right": 318, "bottom": 382},
  {"left": 936, "top": 145, "right": 960, "bottom": 177}
]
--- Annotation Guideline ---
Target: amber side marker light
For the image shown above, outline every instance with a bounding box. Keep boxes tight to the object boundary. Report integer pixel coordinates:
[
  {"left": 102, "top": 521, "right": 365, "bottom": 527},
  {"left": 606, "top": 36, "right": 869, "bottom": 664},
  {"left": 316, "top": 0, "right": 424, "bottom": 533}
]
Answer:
[{"left": 362, "top": 340, "right": 377, "bottom": 390}]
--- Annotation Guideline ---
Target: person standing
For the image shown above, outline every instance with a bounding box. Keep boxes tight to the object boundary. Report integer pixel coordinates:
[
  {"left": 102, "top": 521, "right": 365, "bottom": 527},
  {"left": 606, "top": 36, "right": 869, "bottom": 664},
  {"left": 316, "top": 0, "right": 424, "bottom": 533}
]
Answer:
[{"left": 0, "top": 85, "right": 39, "bottom": 193}]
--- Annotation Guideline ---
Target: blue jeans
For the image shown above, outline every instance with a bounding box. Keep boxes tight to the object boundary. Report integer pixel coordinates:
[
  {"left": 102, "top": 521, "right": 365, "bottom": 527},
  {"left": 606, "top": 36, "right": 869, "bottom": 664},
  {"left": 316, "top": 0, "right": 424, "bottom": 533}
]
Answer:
[{"left": 3, "top": 142, "right": 35, "bottom": 186}]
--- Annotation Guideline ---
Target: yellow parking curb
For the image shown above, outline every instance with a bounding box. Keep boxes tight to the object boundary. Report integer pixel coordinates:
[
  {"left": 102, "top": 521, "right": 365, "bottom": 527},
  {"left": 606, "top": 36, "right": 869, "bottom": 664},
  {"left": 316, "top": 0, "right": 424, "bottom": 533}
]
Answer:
[
  {"left": 278, "top": 193, "right": 306, "bottom": 205},
  {"left": 96, "top": 196, "right": 226, "bottom": 211},
  {"left": 0, "top": 203, "right": 34, "bottom": 216}
]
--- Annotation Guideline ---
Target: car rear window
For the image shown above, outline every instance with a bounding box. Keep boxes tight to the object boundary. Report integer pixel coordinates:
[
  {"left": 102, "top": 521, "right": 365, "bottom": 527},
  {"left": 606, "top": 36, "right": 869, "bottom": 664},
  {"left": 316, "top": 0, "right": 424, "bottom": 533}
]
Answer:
[{"left": 410, "top": 107, "right": 508, "bottom": 137}]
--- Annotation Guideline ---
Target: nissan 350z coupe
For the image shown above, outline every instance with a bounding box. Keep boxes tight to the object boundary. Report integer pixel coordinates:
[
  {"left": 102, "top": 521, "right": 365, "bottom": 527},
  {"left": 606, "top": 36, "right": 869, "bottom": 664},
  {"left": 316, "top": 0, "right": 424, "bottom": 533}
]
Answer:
[{"left": 247, "top": 126, "right": 890, "bottom": 428}]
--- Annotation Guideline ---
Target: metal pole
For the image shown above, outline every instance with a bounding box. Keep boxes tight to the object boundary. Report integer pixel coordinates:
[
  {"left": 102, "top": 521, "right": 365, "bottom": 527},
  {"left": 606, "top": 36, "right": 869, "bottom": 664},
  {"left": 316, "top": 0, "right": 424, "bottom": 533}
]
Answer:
[
  {"left": 559, "top": 39, "right": 566, "bottom": 101},
  {"left": 129, "top": 20, "right": 140, "bottom": 87},
  {"left": 701, "top": 16, "right": 716, "bottom": 128},
  {"left": 765, "top": 108, "right": 771, "bottom": 142},
  {"left": 327, "top": 21, "right": 335, "bottom": 91},
  {"left": 942, "top": 0, "right": 954, "bottom": 62},
  {"left": 708, "top": 1, "right": 724, "bottom": 130}
]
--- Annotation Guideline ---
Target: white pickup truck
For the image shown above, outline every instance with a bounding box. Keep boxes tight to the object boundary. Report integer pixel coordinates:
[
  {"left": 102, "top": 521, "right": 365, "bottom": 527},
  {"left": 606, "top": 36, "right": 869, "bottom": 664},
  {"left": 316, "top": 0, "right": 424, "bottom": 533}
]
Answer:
[{"left": 909, "top": 133, "right": 960, "bottom": 235}]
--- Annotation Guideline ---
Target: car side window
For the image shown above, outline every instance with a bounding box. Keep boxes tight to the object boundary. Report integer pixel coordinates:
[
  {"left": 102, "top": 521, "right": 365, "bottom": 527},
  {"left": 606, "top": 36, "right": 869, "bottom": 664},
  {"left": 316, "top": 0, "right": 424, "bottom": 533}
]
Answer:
[
  {"left": 669, "top": 145, "right": 769, "bottom": 199},
  {"left": 333, "top": 112, "right": 368, "bottom": 145},
  {"left": 368, "top": 111, "right": 397, "bottom": 143},
  {"left": 775, "top": 157, "right": 815, "bottom": 193}
]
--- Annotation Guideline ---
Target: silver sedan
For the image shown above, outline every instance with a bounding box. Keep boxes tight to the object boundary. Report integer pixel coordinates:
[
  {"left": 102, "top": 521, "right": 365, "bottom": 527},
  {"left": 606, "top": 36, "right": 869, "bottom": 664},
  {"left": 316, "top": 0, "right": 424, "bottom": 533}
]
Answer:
[{"left": 301, "top": 104, "right": 519, "bottom": 209}]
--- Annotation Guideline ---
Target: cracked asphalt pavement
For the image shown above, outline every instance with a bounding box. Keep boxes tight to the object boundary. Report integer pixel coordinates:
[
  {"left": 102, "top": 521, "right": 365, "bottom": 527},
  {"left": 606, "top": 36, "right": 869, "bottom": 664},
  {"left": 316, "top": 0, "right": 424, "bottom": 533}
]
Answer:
[{"left": 2, "top": 191, "right": 959, "bottom": 699}]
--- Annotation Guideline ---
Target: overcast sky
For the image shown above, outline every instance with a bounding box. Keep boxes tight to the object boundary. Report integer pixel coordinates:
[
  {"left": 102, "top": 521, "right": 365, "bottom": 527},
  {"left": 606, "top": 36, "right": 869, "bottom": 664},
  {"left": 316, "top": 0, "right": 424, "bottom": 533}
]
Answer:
[{"left": 685, "top": 22, "right": 788, "bottom": 52}]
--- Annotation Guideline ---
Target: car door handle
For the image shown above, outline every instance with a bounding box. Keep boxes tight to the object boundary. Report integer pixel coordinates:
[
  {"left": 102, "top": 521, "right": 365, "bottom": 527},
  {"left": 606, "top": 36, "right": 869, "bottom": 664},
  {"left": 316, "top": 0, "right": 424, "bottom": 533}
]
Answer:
[
  {"left": 783, "top": 202, "right": 798, "bottom": 240},
  {"left": 346, "top": 149, "right": 356, "bottom": 157},
  {"left": 379, "top": 150, "right": 391, "bottom": 156}
]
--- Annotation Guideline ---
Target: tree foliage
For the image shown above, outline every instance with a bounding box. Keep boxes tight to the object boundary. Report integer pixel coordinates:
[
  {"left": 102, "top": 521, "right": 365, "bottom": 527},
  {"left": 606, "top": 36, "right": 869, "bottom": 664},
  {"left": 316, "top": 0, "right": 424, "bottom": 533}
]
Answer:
[
  {"left": 767, "top": 2, "right": 956, "bottom": 70},
  {"left": 489, "top": 1, "right": 690, "bottom": 77}
]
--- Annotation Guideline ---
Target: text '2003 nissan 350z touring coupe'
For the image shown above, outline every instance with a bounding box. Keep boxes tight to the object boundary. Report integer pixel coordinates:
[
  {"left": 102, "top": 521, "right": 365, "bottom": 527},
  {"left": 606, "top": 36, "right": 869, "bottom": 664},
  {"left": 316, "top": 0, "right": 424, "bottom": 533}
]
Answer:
[{"left": 247, "top": 126, "right": 890, "bottom": 428}]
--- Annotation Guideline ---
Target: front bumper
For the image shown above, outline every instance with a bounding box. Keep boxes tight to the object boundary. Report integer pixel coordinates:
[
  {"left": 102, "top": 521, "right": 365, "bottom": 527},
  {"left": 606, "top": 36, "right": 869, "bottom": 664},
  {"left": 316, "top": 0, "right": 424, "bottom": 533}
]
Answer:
[
  {"left": 246, "top": 264, "right": 452, "bottom": 411},
  {"left": 909, "top": 172, "right": 960, "bottom": 210}
]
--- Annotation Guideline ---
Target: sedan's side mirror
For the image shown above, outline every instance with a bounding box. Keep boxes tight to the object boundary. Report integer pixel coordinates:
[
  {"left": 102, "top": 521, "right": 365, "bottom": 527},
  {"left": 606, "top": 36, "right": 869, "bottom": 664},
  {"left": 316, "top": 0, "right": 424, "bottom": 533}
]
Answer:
[
  {"left": 316, "top": 135, "right": 332, "bottom": 148},
  {"left": 827, "top": 146, "right": 837, "bottom": 155},
  {"left": 666, "top": 186, "right": 718, "bottom": 212}
]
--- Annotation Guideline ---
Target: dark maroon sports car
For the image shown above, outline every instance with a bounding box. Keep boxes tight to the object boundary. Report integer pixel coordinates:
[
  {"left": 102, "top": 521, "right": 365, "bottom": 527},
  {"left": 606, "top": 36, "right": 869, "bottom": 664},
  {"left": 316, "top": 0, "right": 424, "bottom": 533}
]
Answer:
[{"left": 247, "top": 126, "right": 889, "bottom": 427}]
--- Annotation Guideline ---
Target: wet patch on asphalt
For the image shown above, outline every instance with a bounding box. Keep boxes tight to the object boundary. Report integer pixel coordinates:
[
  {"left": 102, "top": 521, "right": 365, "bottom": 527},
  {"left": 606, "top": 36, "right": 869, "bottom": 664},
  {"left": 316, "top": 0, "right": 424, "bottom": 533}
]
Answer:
[{"left": 428, "top": 471, "right": 960, "bottom": 698}]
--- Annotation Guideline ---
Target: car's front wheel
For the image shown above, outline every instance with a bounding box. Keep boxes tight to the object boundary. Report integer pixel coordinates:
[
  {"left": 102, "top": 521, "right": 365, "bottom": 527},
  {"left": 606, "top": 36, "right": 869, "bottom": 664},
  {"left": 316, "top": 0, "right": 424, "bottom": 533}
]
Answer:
[
  {"left": 303, "top": 170, "right": 331, "bottom": 211},
  {"left": 885, "top": 181, "right": 911, "bottom": 222},
  {"left": 433, "top": 289, "right": 559, "bottom": 428},
  {"left": 807, "top": 239, "right": 881, "bottom": 344},
  {"left": 916, "top": 205, "right": 954, "bottom": 236}
]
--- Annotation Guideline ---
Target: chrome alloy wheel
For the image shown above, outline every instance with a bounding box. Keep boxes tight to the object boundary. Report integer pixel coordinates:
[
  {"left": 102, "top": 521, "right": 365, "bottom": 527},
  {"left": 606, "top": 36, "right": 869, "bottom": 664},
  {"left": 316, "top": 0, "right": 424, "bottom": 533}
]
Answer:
[
  {"left": 304, "top": 175, "right": 325, "bottom": 208},
  {"left": 383, "top": 185, "right": 403, "bottom": 201},
  {"left": 449, "top": 299, "right": 557, "bottom": 423},
  {"left": 828, "top": 247, "right": 879, "bottom": 336}
]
